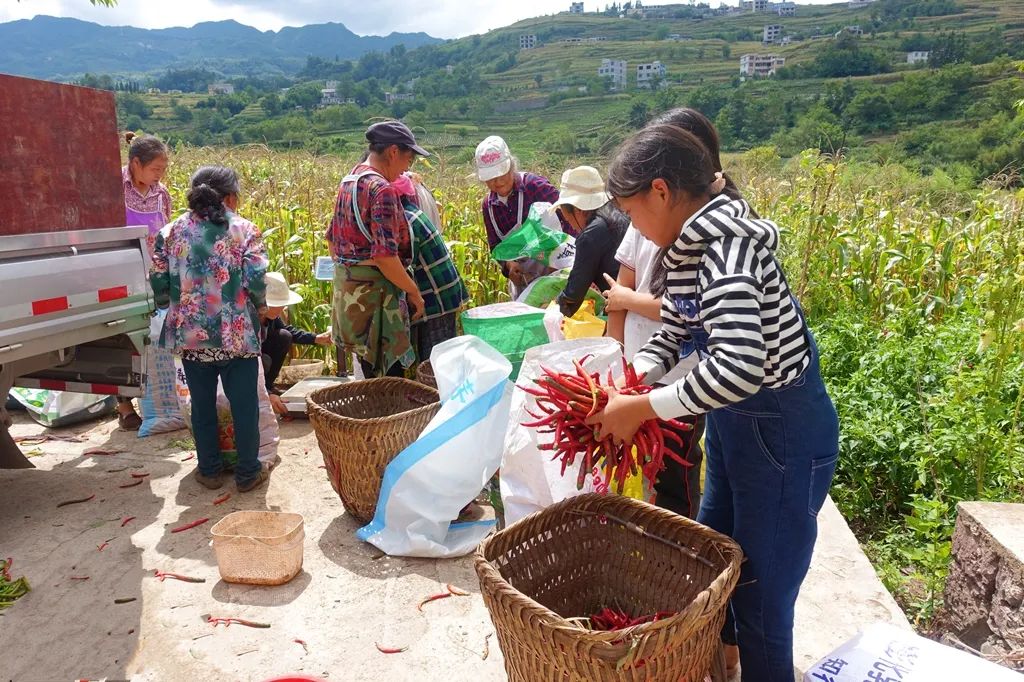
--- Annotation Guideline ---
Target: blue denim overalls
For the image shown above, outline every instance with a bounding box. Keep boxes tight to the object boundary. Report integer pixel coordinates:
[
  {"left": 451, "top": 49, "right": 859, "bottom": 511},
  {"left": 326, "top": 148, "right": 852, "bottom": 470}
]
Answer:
[{"left": 672, "top": 287, "right": 839, "bottom": 682}]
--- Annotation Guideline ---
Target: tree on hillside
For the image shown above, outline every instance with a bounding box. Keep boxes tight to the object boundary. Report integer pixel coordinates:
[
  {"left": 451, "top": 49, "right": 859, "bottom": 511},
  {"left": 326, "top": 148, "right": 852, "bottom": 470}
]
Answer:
[
  {"left": 722, "top": 44, "right": 731, "bottom": 59},
  {"left": 261, "top": 94, "right": 282, "bottom": 116},
  {"left": 534, "top": 74, "right": 544, "bottom": 88},
  {"left": 629, "top": 101, "right": 650, "bottom": 129}
]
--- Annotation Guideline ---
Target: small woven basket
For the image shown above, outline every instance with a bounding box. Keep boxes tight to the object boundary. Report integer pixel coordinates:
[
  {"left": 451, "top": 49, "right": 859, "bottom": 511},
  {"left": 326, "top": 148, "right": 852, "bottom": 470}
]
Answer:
[
  {"left": 277, "top": 359, "right": 325, "bottom": 386},
  {"left": 415, "top": 361, "right": 437, "bottom": 389},
  {"left": 211, "top": 511, "right": 305, "bottom": 586},
  {"left": 475, "top": 493, "right": 743, "bottom": 682},
  {"left": 306, "top": 378, "right": 440, "bottom": 524}
]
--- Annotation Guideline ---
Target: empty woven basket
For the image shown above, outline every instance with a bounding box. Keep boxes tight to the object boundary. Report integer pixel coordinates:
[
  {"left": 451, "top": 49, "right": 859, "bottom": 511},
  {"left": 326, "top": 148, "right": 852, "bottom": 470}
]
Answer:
[
  {"left": 306, "top": 378, "right": 440, "bottom": 524},
  {"left": 475, "top": 493, "right": 743, "bottom": 682},
  {"left": 415, "top": 361, "right": 437, "bottom": 390},
  {"left": 211, "top": 511, "right": 305, "bottom": 586}
]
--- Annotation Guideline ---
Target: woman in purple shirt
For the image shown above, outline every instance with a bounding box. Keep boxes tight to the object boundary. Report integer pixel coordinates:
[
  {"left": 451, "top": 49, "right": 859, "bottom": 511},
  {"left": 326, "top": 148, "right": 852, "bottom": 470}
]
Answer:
[{"left": 475, "top": 135, "right": 569, "bottom": 297}]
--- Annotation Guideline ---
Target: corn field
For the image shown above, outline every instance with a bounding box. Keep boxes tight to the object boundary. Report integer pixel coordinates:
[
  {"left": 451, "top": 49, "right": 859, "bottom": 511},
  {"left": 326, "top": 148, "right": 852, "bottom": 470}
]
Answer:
[{"left": 164, "top": 144, "right": 1024, "bottom": 625}]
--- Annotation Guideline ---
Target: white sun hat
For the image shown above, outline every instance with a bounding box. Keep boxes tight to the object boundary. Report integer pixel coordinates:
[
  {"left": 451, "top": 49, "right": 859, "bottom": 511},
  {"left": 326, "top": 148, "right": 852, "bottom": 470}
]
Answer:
[
  {"left": 474, "top": 135, "right": 513, "bottom": 182},
  {"left": 552, "top": 165, "right": 610, "bottom": 212},
  {"left": 265, "top": 271, "right": 303, "bottom": 307}
]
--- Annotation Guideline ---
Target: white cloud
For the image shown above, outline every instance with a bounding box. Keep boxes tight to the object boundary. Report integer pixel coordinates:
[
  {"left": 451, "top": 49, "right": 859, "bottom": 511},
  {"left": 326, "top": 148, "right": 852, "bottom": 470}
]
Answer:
[
  {"left": 0, "top": 0, "right": 567, "bottom": 38},
  {"left": 0, "top": 0, "right": 843, "bottom": 39}
]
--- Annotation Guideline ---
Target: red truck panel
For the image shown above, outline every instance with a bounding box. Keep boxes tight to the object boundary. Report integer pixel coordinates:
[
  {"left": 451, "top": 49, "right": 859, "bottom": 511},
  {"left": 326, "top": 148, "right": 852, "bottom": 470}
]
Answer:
[{"left": 0, "top": 74, "right": 125, "bottom": 235}]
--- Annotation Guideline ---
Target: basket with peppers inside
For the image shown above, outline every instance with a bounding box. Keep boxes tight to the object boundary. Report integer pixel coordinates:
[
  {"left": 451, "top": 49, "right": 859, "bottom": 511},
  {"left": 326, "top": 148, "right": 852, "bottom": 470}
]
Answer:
[{"left": 520, "top": 356, "right": 693, "bottom": 494}]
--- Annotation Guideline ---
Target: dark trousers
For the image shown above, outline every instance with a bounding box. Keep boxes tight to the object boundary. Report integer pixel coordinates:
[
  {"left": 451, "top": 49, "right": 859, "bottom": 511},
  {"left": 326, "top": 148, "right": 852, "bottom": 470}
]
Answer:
[
  {"left": 654, "top": 414, "right": 705, "bottom": 519},
  {"left": 182, "top": 357, "right": 262, "bottom": 486},
  {"left": 412, "top": 312, "right": 458, "bottom": 363},
  {"left": 261, "top": 327, "right": 293, "bottom": 393},
  {"left": 358, "top": 357, "right": 405, "bottom": 379}
]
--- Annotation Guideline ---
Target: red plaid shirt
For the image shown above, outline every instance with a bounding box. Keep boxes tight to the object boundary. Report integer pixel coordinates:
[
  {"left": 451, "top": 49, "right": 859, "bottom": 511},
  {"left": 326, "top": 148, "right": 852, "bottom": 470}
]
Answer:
[{"left": 326, "top": 164, "right": 411, "bottom": 265}]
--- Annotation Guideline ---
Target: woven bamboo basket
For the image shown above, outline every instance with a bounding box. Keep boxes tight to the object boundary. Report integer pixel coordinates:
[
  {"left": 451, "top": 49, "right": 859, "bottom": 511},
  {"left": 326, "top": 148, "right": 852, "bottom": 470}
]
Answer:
[
  {"left": 475, "top": 493, "right": 743, "bottom": 682},
  {"left": 211, "top": 511, "right": 305, "bottom": 586},
  {"left": 277, "top": 358, "right": 325, "bottom": 386},
  {"left": 415, "top": 361, "right": 437, "bottom": 389},
  {"left": 306, "top": 378, "right": 440, "bottom": 524}
]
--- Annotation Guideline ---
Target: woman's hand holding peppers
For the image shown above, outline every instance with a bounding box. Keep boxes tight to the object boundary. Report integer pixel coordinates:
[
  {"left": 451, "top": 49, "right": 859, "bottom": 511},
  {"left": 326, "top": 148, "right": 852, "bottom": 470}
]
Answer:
[{"left": 586, "top": 386, "right": 657, "bottom": 446}]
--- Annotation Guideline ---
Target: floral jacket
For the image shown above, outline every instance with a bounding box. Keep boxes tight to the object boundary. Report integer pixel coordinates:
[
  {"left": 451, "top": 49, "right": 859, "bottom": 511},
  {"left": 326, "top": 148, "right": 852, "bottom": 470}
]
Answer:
[{"left": 151, "top": 210, "right": 269, "bottom": 356}]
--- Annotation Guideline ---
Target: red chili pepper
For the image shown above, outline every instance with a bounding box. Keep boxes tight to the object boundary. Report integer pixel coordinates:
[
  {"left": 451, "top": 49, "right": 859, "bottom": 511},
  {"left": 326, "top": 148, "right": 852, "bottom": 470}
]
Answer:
[
  {"left": 119, "top": 478, "right": 144, "bottom": 488},
  {"left": 212, "top": 493, "right": 231, "bottom": 505},
  {"left": 206, "top": 615, "right": 270, "bottom": 628},
  {"left": 56, "top": 494, "right": 95, "bottom": 508},
  {"left": 181, "top": 453, "right": 195, "bottom": 462},
  {"left": 417, "top": 591, "right": 452, "bottom": 611},
  {"left": 375, "top": 642, "right": 408, "bottom": 654},
  {"left": 97, "top": 541, "right": 109, "bottom": 552},
  {"left": 294, "top": 638, "right": 309, "bottom": 654},
  {"left": 446, "top": 583, "right": 470, "bottom": 596},
  {"left": 130, "top": 472, "right": 150, "bottom": 479},
  {"left": 121, "top": 516, "right": 136, "bottom": 527},
  {"left": 70, "top": 575, "right": 90, "bottom": 581},
  {"left": 170, "top": 518, "right": 209, "bottom": 533},
  {"left": 154, "top": 569, "right": 206, "bottom": 583}
]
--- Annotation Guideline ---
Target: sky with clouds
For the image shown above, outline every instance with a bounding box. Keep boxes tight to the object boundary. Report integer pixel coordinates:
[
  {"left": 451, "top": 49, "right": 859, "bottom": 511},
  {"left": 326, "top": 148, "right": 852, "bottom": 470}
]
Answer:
[{"left": 1, "top": 0, "right": 839, "bottom": 39}]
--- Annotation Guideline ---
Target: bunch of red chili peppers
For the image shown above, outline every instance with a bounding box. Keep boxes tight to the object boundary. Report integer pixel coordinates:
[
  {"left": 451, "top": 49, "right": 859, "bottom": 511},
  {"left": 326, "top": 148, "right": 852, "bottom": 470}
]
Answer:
[
  {"left": 589, "top": 607, "right": 676, "bottom": 631},
  {"left": 521, "top": 357, "right": 692, "bottom": 493}
]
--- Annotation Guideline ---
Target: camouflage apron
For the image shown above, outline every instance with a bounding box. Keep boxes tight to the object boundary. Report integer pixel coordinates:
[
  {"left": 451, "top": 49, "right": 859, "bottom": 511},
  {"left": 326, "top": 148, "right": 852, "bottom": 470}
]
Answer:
[{"left": 331, "top": 264, "right": 414, "bottom": 376}]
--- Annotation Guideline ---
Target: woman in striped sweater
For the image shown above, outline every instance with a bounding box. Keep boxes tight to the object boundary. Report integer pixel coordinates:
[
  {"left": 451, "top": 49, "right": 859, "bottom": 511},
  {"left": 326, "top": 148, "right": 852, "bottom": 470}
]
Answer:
[{"left": 590, "top": 123, "right": 839, "bottom": 682}]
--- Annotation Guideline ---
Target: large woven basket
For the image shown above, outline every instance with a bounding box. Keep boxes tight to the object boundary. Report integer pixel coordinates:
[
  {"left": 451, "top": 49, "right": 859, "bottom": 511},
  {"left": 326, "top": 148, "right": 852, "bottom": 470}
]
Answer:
[
  {"left": 211, "top": 511, "right": 305, "bottom": 586},
  {"left": 307, "top": 378, "right": 440, "bottom": 524},
  {"left": 475, "top": 493, "right": 743, "bottom": 682},
  {"left": 415, "top": 361, "right": 437, "bottom": 389}
]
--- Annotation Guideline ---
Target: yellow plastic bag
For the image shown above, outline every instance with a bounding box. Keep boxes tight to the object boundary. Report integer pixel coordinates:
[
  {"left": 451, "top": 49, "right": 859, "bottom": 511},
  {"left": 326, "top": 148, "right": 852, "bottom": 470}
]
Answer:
[{"left": 561, "top": 300, "right": 606, "bottom": 340}]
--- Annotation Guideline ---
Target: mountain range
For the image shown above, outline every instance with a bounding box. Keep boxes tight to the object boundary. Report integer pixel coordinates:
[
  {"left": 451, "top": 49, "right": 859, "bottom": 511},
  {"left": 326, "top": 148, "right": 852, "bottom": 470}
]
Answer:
[{"left": 0, "top": 16, "right": 444, "bottom": 80}]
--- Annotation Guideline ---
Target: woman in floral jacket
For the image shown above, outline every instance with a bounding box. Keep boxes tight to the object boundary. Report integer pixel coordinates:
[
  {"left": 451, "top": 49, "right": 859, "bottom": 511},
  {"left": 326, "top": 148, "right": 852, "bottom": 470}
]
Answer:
[{"left": 151, "top": 166, "right": 270, "bottom": 493}]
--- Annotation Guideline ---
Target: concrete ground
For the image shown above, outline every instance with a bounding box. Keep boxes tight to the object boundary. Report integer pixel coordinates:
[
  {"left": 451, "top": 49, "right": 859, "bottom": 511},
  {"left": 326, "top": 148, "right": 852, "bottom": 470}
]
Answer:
[
  {"left": 0, "top": 409, "right": 910, "bottom": 682},
  {"left": 0, "top": 413, "right": 505, "bottom": 682}
]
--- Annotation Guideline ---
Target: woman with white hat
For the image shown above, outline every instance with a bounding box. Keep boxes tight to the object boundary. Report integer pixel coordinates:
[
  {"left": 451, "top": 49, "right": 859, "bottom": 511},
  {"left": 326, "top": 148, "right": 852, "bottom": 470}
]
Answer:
[
  {"left": 475, "top": 135, "right": 566, "bottom": 297},
  {"left": 260, "top": 271, "right": 332, "bottom": 413},
  {"left": 552, "top": 165, "right": 630, "bottom": 318}
]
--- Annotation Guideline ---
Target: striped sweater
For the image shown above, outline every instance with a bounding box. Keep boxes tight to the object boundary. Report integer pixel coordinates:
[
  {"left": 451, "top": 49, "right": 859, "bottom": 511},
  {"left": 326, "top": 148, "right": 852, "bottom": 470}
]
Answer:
[{"left": 634, "top": 195, "right": 811, "bottom": 420}]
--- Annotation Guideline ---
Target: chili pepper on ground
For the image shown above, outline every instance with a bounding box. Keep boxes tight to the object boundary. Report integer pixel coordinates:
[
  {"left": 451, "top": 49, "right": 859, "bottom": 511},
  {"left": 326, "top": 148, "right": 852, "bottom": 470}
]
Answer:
[
  {"left": 97, "top": 541, "right": 109, "bottom": 552},
  {"left": 154, "top": 570, "right": 206, "bottom": 583},
  {"left": 212, "top": 493, "right": 231, "bottom": 505},
  {"left": 482, "top": 633, "right": 493, "bottom": 660},
  {"left": 294, "top": 638, "right": 309, "bottom": 655},
  {"left": 130, "top": 472, "right": 150, "bottom": 479},
  {"left": 206, "top": 615, "right": 271, "bottom": 628},
  {"left": 375, "top": 643, "right": 408, "bottom": 654},
  {"left": 119, "top": 478, "right": 144, "bottom": 488},
  {"left": 417, "top": 591, "right": 452, "bottom": 611},
  {"left": 70, "top": 576, "right": 90, "bottom": 581},
  {"left": 180, "top": 454, "right": 195, "bottom": 462},
  {"left": 114, "top": 597, "right": 137, "bottom": 604},
  {"left": 446, "top": 583, "right": 469, "bottom": 596},
  {"left": 84, "top": 447, "right": 123, "bottom": 456},
  {"left": 170, "top": 518, "right": 209, "bottom": 533},
  {"left": 121, "top": 516, "right": 136, "bottom": 527},
  {"left": 56, "top": 494, "right": 95, "bottom": 508},
  {"left": 1, "top": 558, "right": 12, "bottom": 582}
]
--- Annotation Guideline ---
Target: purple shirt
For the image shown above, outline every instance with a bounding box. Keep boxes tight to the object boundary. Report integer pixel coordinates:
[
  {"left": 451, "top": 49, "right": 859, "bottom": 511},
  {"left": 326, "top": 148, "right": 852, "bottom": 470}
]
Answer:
[{"left": 481, "top": 172, "right": 575, "bottom": 252}]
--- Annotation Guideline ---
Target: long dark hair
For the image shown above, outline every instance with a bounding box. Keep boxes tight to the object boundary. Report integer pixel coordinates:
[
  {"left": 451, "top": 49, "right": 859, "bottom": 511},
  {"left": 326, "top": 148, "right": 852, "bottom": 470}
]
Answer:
[
  {"left": 125, "top": 132, "right": 168, "bottom": 167},
  {"left": 594, "top": 203, "right": 631, "bottom": 240},
  {"left": 649, "top": 107, "right": 754, "bottom": 215},
  {"left": 608, "top": 114, "right": 751, "bottom": 296},
  {"left": 186, "top": 166, "right": 240, "bottom": 228}
]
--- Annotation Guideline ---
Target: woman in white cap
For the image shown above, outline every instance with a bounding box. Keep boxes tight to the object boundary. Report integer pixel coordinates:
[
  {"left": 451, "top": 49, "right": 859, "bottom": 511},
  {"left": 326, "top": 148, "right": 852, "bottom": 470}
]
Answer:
[
  {"left": 260, "top": 271, "right": 332, "bottom": 412},
  {"left": 552, "top": 165, "right": 630, "bottom": 318},
  {"left": 475, "top": 135, "right": 565, "bottom": 296}
]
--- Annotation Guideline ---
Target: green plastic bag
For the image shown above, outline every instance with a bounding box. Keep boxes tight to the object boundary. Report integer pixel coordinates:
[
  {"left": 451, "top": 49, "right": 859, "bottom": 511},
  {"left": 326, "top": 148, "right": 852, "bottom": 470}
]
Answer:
[
  {"left": 491, "top": 217, "right": 570, "bottom": 264},
  {"left": 518, "top": 270, "right": 606, "bottom": 316},
  {"left": 461, "top": 303, "right": 549, "bottom": 381}
]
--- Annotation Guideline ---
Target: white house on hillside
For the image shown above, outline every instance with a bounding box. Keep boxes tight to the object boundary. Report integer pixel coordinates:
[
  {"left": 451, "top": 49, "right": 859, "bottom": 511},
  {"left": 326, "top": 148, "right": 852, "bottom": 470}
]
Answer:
[
  {"left": 775, "top": 1, "right": 796, "bottom": 15},
  {"left": 636, "top": 61, "right": 666, "bottom": 88},
  {"left": 599, "top": 58, "right": 628, "bottom": 90},
  {"left": 208, "top": 82, "right": 234, "bottom": 95},
  {"left": 520, "top": 34, "right": 537, "bottom": 49},
  {"left": 740, "top": 53, "right": 786, "bottom": 77},
  {"left": 763, "top": 24, "right": 783, "bottom": 44},
  {"left": 906, "top": 50, "right": 930, "bottom": 64},
  {"left": 570, "top": 1, "right": 584, "bottom": 13}
]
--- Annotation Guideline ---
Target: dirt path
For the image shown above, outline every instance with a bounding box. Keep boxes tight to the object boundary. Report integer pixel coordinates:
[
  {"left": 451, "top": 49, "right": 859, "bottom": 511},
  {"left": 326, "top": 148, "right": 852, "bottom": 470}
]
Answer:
[{"left": 0, "top": 413, "right": 505, "bottom": 682}]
